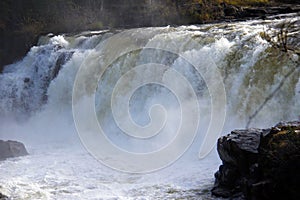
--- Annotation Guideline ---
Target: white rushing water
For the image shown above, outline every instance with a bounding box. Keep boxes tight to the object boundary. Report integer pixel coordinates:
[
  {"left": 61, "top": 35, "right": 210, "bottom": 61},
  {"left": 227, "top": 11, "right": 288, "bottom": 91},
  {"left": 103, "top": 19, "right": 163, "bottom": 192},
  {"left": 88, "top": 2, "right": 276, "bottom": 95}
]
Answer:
[{"left": 0, "top": 16, "right": 299, "bottom": 199}]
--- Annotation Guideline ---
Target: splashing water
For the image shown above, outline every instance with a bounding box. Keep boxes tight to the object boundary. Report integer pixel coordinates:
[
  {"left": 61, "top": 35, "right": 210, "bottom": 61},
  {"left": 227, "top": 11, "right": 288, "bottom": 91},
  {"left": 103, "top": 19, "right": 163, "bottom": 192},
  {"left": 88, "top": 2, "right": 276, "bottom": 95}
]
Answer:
[{"left": 0, "top": 16, "right": 299, "bottom": 199}]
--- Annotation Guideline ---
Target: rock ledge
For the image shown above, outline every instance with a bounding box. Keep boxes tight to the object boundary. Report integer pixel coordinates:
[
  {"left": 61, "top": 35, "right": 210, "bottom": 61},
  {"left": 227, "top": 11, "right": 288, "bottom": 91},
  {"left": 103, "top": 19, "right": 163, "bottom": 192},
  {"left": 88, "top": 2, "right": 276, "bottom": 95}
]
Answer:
[{"left": 212, "top": 121, "right": 300, "bottom": 200}]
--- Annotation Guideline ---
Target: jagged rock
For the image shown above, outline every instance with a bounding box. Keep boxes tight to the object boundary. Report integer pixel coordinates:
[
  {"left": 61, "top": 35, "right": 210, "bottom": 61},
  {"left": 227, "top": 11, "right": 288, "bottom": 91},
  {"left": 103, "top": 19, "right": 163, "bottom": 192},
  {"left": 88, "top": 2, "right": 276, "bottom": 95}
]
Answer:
[
  {"left": 0, "top": 140, "right": 28, "bottom": 160},
  {"left": 221, "top": 4, "right": 300, "bottom": 21},
  {"left": 223, "top": 4, "right": 242, "bottom": 17},
  {"left": 212, "top": 121, "right": 300, "bottom": 200},
  {"left": 0, "top": 193, "right": 8, "bottom": 200},
  {"left": 52, "top": 51, "right": 74, "bottom": 80}
]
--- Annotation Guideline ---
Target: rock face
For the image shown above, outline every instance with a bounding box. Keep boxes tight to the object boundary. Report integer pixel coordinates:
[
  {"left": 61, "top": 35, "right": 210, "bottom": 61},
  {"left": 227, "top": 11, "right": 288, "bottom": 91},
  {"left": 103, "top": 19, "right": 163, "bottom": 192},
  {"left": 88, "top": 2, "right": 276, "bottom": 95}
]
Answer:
[
  {"left": 0, "top": 140, "right": 28, "bottom": 160},
  {"left": 0, "top": 193, "right": 8, "bottom": 200},
  {"left": 212, "top": 121, "right": 300, "bottom": 200},
  {"left": 221, "top": 3, "right": 300, "bottom": 20}
]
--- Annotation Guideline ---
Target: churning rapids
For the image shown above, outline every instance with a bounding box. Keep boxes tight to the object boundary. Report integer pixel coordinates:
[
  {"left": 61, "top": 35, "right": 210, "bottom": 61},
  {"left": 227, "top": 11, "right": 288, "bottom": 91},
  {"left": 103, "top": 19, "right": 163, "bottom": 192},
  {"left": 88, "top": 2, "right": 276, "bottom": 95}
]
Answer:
[{"left": 0, "top": 16, "right": 299, "bottom": 199}]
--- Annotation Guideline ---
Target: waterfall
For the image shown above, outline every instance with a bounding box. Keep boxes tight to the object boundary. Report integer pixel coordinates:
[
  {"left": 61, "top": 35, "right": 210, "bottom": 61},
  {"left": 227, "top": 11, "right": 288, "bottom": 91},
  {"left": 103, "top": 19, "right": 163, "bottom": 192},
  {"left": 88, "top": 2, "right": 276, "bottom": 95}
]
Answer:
[
  {"left": 0, "top": 16, "right": 299, "bottom": 198},
  {"left": 1, "top": 18, "right": 298, "bottom": 127}
]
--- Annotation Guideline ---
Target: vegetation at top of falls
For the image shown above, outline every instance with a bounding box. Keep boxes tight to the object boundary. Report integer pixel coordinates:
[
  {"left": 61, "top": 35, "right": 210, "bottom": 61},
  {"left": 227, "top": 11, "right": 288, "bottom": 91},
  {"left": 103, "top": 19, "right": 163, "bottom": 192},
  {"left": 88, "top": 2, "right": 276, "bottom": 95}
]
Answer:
[
  {"left": 0, "top": 0, "right": 296, "bottom": 34},
  {"left": 222, "top": 0, "right": 269, "bottom": 6},
  {"left": 0, "top": 0, "right": 298, "bottom": 72},
  {"left": 260, "top": 19, "right": 300, "bottom": 55},
  {"left": 0, "top": 0, "right": 297, "bottom": 33},
  {"left": 223, "top": 0, "right": 260, "bottom": 5}
]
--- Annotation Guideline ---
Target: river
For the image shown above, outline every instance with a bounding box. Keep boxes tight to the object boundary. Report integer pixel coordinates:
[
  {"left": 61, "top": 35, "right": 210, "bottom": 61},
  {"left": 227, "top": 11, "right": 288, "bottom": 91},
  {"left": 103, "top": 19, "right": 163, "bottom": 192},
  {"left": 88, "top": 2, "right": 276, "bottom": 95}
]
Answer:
[{"left": 0, "top": 15, "right": 299, "bottom": 199}]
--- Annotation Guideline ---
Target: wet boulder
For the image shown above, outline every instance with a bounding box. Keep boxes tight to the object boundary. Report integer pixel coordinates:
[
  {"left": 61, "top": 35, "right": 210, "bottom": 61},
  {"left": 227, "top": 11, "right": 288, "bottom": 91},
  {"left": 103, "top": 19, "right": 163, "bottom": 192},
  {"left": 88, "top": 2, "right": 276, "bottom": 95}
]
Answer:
[
  {"left": 212, "top": 121, "right": 300, "bottom": 200},
  {"left": 0, "top": 140, "right": 28, "bottom": 160}
]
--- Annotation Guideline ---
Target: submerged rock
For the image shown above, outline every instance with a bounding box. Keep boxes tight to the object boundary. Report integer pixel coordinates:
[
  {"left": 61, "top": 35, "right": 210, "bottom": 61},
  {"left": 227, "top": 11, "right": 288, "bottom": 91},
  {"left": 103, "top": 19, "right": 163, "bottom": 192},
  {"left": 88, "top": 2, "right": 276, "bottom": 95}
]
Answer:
[
  {"left": 212, "top": 121, "right": 300, "bottom": 200},
  {"left": 0, "top": 140, "right": 28, "bottom": 160}
]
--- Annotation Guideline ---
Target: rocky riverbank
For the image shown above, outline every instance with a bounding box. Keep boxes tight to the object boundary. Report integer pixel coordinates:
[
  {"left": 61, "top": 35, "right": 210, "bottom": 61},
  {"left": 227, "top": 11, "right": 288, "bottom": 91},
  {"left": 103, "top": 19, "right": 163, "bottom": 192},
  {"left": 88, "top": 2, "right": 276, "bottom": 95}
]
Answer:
[
  {"left": 220, "top": 3, "right": 300, "bottom": 21},
  {"left": 212, "top": 121, "right": 300, "bottom": 200}
]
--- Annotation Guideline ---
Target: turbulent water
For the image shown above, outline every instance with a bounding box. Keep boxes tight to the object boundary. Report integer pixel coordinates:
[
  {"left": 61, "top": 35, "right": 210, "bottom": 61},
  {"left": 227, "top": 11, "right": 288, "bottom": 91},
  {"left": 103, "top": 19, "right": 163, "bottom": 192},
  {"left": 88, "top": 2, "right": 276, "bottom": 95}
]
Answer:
[{"left": 0, "top": 15, "right": 299, "bottom": 199}]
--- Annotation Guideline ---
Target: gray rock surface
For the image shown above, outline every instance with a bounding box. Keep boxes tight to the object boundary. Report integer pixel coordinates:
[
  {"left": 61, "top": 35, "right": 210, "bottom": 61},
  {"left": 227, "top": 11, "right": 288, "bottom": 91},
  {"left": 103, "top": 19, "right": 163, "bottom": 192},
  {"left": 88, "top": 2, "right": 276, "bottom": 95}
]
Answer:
[
  {"left": 212, "top": 121, "right": 300, "bottom": 200},
  {"left": 0, "top": 140, "right": 28, "bottom": 160}
]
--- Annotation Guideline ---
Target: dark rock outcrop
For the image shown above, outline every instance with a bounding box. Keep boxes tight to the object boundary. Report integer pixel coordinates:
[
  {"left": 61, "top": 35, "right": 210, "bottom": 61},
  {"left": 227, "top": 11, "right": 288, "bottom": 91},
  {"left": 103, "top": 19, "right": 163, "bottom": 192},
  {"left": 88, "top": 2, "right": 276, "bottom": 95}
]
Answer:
[
  {"left": 221, "top": 3, "right": 300, "bottom": 21},
  {"left": 0, "top": 140, "right": 28, "bottom": 160},
  {"left": 212, "top": 121, "right": 300, "bottom": 200},
  {"left": 0, "top": 30, "right": 38, "bottom": 73},
  {"left": 0, "top": 193, "right": 8, "bottom": 200}
]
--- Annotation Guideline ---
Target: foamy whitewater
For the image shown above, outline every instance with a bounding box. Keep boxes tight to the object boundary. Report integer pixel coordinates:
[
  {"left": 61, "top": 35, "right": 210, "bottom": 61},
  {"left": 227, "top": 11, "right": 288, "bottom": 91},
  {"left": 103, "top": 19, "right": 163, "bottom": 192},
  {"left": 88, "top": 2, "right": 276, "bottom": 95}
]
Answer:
[{"left": 0, "top": 16, "right": 299, "bottom": 199}]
